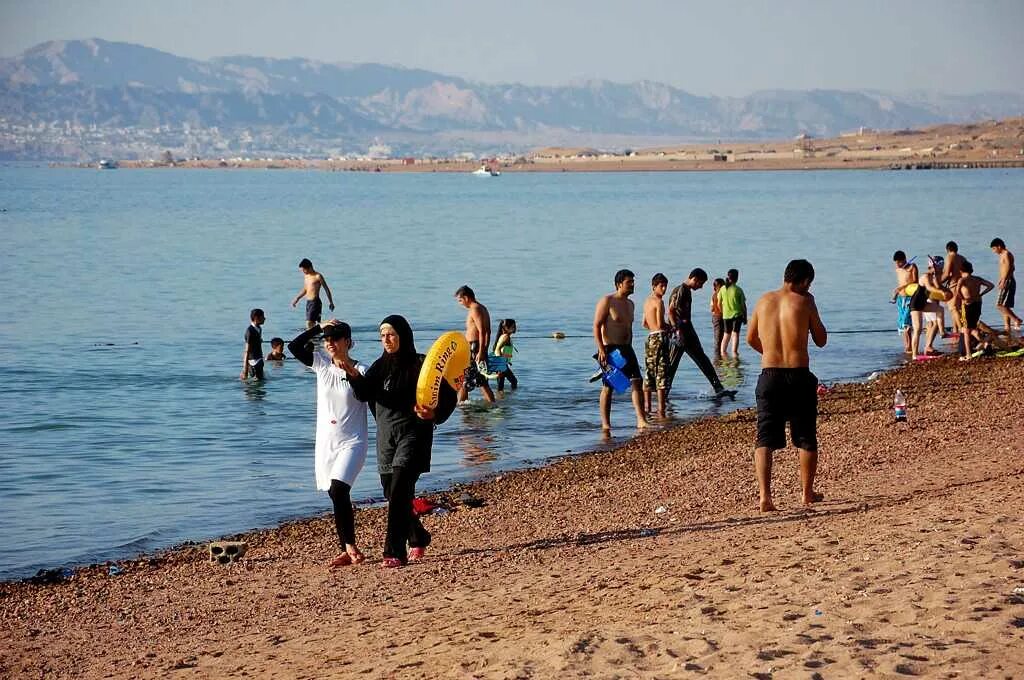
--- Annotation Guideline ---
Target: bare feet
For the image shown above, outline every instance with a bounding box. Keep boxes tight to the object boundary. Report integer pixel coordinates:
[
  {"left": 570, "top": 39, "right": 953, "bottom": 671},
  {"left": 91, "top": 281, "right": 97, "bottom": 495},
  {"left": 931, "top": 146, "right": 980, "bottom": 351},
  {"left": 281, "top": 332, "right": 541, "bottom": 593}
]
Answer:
[
  {"left": 346, "top": 547, "right": 365, "bottom": 564},
  {"left": 759, "top": 500, "right": 778, "bottom": 512},
  {"left": 636, "top": 419, "right": 649, "bottom": 429},
  {"left": 802, "top": 491, "right": 825, "bottom": 506}
]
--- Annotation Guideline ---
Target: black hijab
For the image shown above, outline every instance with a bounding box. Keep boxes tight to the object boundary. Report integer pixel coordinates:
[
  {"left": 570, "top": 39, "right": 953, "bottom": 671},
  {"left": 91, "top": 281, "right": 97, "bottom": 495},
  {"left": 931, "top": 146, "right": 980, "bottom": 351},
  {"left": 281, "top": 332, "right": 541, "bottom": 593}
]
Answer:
[{"left": 370, "top": 314, "right": 421, "bottom": 410}]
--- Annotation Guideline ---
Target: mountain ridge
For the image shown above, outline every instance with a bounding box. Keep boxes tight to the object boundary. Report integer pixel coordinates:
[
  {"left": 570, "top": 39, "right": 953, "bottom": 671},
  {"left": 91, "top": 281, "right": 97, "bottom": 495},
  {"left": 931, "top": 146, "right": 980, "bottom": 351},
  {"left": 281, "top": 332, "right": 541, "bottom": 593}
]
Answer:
[{"left": 2, "top": 38, "right": 1022, "bottom": 160}]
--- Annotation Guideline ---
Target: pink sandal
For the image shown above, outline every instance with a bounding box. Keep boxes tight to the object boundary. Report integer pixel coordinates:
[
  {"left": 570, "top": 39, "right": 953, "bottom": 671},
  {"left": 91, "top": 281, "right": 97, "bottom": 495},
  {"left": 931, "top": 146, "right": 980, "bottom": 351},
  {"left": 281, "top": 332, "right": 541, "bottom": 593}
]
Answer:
[
  {"left": 381, "top": 557, "right": 405, "bottom": 569},
  {"left": 328, "top": 553, "right": 353, "bottom": 568},
  {"left": 408, "top": 547, "right": 426, "bottom": 562}
]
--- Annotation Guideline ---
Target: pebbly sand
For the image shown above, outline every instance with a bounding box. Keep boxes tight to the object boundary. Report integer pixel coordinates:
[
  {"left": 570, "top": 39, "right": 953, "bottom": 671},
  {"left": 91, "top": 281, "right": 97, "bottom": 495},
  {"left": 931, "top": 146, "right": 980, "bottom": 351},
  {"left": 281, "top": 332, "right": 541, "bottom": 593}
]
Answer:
[{"left": 2, "top": 356, "right": 1023, "bottom": 679}]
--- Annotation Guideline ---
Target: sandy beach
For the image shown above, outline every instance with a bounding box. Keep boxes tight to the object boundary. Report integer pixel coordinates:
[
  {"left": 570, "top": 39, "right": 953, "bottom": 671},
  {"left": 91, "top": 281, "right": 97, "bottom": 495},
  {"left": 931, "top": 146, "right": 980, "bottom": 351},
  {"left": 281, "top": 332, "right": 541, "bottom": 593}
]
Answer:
[{"left": 2, "top": 356, "right": 1023, "bottom": 679}]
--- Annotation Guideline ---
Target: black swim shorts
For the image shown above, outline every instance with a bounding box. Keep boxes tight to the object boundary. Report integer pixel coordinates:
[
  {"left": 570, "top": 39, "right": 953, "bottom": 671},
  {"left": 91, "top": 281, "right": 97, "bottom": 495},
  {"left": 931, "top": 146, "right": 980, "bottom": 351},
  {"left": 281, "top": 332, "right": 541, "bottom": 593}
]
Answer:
[
  {"left": 997, "top": 277, "right": 1016, "bottom": 309},
  {"left": 463, "top": 340, "right": 489, "bottom": 390},
  {"left": 755, "top": 368, "right": 818, "bottom": 452},
  {"left": 306, "top": 297, "right": 323, "bottom": 323},
  {"left": 604, "top": 344, "right": 642, "bottom": 382},
  {"left": 963, "top": 300, "right": 982, "bottom": 330},
  {"left": 723, "top": 317, "right": 744, "bottom": 334}
]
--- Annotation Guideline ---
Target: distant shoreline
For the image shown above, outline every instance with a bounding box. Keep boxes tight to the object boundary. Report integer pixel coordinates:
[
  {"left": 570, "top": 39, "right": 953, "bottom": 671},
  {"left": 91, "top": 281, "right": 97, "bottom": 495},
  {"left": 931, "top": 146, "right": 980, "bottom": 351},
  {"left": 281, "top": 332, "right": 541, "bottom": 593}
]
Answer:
[{"left": 63, "top": 116, "right": 1024, "bottom": 174}]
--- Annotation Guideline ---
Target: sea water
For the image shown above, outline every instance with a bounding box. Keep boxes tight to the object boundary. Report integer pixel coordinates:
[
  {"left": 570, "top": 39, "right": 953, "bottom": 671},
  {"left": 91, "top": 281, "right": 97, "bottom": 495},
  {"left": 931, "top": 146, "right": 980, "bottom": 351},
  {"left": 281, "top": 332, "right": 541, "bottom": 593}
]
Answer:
[{"left": 1, "top": 165, "right": 1022, "bottom": 579}]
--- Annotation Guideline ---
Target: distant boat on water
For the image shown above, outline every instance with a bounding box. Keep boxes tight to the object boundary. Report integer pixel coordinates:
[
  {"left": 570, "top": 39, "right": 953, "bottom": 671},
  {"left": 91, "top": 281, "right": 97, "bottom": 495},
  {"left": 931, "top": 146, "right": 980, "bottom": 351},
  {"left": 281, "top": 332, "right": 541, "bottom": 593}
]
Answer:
[
  {"left": 472, "top": 164, "right": 500, "bottom": 176},
  {"left": 97, "top": 159, "right": 119, "bottom": 170}
]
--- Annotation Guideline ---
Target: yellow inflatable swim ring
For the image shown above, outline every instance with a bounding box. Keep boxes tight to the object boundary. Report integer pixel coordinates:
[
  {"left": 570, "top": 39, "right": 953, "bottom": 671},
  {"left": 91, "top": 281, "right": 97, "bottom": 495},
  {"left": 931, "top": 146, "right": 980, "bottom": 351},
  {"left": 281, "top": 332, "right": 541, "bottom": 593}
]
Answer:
[
  {"left": 416, "top": 332, "right": 471, "bottom": 408},
  {"left": 904, "top": 283, "right": 946, "bottom": 301}
]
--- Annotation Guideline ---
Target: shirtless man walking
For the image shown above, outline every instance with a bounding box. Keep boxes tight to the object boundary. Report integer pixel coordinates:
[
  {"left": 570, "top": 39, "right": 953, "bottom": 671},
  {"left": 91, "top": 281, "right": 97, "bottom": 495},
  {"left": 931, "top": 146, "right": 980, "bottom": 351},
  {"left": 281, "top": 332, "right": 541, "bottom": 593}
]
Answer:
[
  {"left": 747, "top": 259, "right": 827, "bottom": 512},
  {"left": 291, "top": 259, "right": 336, "bottom": 330},
  {"left": 455, "top": 285, "right": 496, "bottom": 403},
  {"left": 990, "top": 237, "right": 1022, "bottom": 341},
  {"left": 594, "top": 269, "right": 648, "bottom": 432},
  {"left": 642, "top": 273, "right": 671, "bottom": 418}
]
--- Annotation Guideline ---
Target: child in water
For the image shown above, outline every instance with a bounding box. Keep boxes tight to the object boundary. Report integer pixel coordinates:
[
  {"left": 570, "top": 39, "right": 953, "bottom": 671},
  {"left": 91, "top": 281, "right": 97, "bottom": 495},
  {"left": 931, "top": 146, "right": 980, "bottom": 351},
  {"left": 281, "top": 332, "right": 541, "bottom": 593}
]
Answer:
[
  {"left": 265, "top": 337, "right": 286, "bottom": 361},
  {"left": 493, "top": 318, "right": 518, "bottom": 392}
]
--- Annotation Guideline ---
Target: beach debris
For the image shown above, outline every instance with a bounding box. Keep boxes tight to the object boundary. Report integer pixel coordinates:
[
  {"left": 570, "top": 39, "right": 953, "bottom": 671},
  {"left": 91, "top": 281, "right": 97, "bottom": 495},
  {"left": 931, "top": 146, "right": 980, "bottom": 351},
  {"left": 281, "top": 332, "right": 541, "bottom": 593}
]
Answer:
[
  {"left": 412, "top": 497, "right": 438, "bottom": 516},
  {"left": 867, "top": 371, "right": 882, "bottom": 382},
  {"left": 1012, "top": 585, "right": 1024, "bottom": 595},
  {"left": 814, "top": 609, "right": 823, "bottom": 616},
  {"left": 655, "top": 506, "right": 668, "bottom": 515},
  {"left": 108, "top": 565, "right": 123, "bottom": 576},
  {"left": 816, "top": 383, "right": 828, "bottom": 395},
  {"left": 208, "top": 541, "right": 247, "bottom": 565},
  {"left": 28, "top": 567, "right": 73, "bottom": 585},
  {"left": 458, "top": 492, "right": 485, "bottom": 508}
]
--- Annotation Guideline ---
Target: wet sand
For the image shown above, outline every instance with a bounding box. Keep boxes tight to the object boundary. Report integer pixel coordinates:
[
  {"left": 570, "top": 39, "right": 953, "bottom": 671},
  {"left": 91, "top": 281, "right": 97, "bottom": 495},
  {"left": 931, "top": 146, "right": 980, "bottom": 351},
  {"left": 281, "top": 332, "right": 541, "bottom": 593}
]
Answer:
[{"left": 2, "top": 356, "right": 1023, "bottom": 678}]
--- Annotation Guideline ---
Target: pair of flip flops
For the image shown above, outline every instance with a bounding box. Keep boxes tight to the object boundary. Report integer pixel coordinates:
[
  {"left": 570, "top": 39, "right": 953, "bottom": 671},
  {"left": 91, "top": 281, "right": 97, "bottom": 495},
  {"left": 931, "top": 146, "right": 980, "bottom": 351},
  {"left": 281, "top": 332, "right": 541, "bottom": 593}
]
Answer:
[{"left": 329, "top": 551, "right": 366, "bottom": 569}]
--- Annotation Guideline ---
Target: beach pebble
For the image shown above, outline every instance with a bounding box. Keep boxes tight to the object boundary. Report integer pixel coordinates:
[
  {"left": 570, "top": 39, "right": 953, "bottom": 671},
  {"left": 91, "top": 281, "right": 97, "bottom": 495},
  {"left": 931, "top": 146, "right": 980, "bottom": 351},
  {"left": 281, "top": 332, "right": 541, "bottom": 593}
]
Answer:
[{"left": 655, "top": 506, "right": 668, "bottom": 515}]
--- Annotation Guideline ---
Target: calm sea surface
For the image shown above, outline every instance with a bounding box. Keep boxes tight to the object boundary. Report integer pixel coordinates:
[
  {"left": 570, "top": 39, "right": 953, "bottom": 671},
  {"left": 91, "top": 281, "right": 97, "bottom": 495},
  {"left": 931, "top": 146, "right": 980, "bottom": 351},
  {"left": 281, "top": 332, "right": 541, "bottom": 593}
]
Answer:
[{"left": 1, "top": 165, "right": 1022, "bottom": 579}]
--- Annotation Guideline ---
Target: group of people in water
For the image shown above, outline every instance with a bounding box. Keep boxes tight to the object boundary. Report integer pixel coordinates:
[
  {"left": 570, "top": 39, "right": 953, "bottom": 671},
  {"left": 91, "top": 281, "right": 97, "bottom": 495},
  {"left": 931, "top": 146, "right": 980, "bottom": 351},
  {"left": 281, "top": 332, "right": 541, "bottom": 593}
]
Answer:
[
  {"left": 238, "top": 260, "right": 519, "bottom": 569},
  {"left": 892, "top": 237, "right": 1020, "bottom": 360},
  {"left": 594, "top": 260, "right": 827, "bottom": 512},
  {"left": 233, "top": 240, "right": 1013, "bottom": 569}
]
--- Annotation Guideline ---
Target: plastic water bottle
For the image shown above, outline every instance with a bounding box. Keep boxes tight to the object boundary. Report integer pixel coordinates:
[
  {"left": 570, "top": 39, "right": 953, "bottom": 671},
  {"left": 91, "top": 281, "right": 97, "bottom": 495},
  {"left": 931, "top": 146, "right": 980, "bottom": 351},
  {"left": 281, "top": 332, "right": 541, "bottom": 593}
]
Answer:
[{"left": 893, "top": 389, "right": 907, "bottom": 422}]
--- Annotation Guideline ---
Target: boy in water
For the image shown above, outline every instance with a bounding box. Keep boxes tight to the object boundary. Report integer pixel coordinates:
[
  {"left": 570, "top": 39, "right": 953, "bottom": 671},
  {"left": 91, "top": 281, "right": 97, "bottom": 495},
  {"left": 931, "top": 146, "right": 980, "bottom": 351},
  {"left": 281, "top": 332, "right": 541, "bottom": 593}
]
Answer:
[
  {"left": 990, "top": 237, "right": 1022, "bottom": 341},
  {"left": 747, "top": 259, "right": 827, "bottom": 511},
  {"left": 594, "top": 269, "right": 648, "bottom": 432},
  {"left": 266, "top": 337, "right": 286, "bottom": 361},
  {"left": 240, "top": 308, "right": 266, "bottom": 381},
  {"left": 642, "top": 273, "right": 671, "bottom": 418},
  {"left": 954, "top": 260, "right": 995, "bottom": 359},
  {"left": 291, "top": 259, "right": 336, "bottom": 330},
  {"left": 892, "top": 251, "right": 918, "bottom": 353}
]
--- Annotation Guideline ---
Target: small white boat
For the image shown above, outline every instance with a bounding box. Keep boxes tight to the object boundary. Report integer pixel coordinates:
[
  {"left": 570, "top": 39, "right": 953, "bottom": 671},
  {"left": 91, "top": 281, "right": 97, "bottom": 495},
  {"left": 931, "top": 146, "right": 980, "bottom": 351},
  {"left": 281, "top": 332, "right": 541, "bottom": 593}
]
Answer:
[
  {"left": 97, "top": 159, "right": 118, "bottom": 170},
  {"left": 472, "top": 165, "right": 500, "bottom": 176}
]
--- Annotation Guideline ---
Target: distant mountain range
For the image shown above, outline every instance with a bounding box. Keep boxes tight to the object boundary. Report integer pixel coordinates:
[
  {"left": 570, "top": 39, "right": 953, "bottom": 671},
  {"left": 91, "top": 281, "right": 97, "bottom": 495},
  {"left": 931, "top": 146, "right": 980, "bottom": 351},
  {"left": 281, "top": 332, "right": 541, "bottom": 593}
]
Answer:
[{"left": 2, "top": 39, "right": 1023, "bottom": 160}]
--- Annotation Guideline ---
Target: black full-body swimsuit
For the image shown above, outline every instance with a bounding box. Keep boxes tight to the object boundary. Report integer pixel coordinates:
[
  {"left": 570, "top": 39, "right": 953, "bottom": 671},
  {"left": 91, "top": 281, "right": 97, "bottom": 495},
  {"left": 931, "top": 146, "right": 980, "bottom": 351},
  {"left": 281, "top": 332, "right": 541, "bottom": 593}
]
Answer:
[{"left": 348, "top": 315, "right": 457, "bottom": 563}]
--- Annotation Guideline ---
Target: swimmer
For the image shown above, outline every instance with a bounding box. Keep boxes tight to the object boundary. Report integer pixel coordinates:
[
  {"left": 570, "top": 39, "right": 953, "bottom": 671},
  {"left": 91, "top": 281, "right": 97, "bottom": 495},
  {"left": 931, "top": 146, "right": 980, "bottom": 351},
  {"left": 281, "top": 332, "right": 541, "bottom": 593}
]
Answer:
[
  {"left": 493, "top": 318, "right": 518, "bottom": 393},
  {"left": 892, "top": 251, "right": 918, "bottom": 353},
  {"left": 455, "top": 285, "right": 496, "bottom": 403},
  {"left": 953, "top": 260, "right": 994, "bottom": 360},
  {"left": 240, "top": 308, "right": 265, "bottom": 381},
  {"left": 990, "top": 238, "right": 1022, "bottom": 341},
  {"left": 265, "top": 337, "right": 286, "bottom": 361},
  {"left": 291, "top": 258, "right": 336, "bottom": 330}
]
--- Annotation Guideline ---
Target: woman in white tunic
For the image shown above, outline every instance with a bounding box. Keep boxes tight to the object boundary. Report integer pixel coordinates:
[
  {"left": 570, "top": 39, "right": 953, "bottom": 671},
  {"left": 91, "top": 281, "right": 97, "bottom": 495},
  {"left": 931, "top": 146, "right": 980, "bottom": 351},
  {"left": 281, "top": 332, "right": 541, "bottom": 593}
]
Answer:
[{"left": 288, "top": 320, "right": 368, "bottom": 568}]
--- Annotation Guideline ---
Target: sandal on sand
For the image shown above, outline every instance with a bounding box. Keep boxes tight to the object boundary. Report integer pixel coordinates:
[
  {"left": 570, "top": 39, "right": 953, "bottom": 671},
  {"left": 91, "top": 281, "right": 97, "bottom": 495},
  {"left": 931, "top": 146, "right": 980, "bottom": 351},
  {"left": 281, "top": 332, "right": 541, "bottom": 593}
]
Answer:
[
  {"left": 381, "top": 557, "right": 405, "bottom": 569},
  {"left": 408, "top": 547, "right": 426, "bottom": 562},
  {"left": 329, "top": 553, "right": 353, "bottom": 568},
  {"left": 347, "top": 550, "right": 365, "bottom": 565}
]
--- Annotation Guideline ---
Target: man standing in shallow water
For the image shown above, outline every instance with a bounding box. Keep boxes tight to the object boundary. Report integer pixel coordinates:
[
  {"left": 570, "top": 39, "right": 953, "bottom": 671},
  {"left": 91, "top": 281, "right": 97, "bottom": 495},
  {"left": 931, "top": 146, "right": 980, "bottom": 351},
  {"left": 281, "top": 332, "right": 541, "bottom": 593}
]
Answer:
[
  {"left": 291, "top": 258, "right": 336, "bottom": 330},
  {"left": 594, "top": 269, "right": 648, "bottom": 432},
  {"left": 455, "top": 285, "right": 496, "bottom": 403},
  {"left": 747, "top": 259, "right": 827, "bottom": 512}
]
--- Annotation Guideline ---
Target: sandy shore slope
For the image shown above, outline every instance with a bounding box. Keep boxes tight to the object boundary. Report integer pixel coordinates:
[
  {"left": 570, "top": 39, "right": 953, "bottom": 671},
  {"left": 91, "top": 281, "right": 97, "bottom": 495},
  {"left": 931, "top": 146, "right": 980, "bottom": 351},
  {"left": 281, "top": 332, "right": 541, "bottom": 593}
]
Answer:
[{"left": 2, "top": 357, "right": 1023, "bottom": 678}]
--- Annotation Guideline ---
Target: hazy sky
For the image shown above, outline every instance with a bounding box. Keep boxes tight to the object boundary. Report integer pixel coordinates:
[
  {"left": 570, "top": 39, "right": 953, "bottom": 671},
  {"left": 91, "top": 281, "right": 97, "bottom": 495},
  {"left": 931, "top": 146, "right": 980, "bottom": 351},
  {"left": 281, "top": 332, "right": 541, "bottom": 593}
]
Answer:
[{"left": 2, "top": 0, "right": 1022, "bottom": 96}]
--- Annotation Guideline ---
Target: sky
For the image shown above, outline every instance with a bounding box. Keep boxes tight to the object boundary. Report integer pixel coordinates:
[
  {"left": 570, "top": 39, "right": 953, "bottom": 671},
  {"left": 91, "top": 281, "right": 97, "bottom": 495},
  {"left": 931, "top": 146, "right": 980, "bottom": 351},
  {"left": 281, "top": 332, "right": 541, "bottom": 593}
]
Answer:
[{"left": 1, "top": 0, "right": 1023, "bottom": 96}]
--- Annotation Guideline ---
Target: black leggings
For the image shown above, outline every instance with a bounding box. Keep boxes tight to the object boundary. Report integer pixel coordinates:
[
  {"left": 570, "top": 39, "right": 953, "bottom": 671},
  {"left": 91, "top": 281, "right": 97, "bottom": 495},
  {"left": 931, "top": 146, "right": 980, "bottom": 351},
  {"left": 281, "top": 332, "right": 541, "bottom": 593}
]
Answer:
[
  {"left": 496, "top": 368, "right": 518, "bottom": 391},
  {"left": 327, "top": 479, "right": 356, "bottom": 548},
  {"left": 380, "top": 466, "right": 431, "bottom": 562}
]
